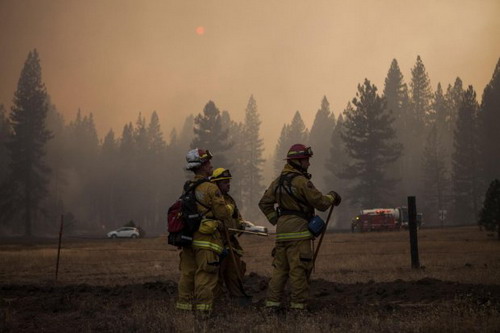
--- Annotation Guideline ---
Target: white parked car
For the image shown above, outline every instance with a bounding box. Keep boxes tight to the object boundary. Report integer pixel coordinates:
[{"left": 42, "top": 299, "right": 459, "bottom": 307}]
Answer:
[
  {"left": 107, "top": 227, "right": 140, "bottom": 239},
  {"left": 241, "top": 221, "right": 268, "bottom": 233}
]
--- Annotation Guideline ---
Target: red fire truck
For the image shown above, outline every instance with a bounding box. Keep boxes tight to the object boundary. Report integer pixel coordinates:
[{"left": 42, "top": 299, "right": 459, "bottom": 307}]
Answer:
[
  {"left": 351, "top": 209, "right": 400, "bottom": 232},
  {"left": 351, "top": 207, "right": 422, "bottom": 232}
]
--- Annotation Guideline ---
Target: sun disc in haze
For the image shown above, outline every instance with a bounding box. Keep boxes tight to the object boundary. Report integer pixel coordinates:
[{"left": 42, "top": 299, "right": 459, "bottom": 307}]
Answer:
[{"left": 196, "top": 26, "right": 205, "bottom": 35}]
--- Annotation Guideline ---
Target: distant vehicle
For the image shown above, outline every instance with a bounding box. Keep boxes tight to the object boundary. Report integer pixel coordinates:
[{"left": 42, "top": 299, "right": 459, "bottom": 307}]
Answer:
[
  {"left": 241, "top": 221, "right": 268, "bottom": 234},
  {"left": 352, "top": 207, "right": 423, "bottom": 232},
  {"left": 107, "top": 227, "right": 140, "bottom": 239},
  {"left": 352, "top": 212, "right": 400, "bottom": 232}
]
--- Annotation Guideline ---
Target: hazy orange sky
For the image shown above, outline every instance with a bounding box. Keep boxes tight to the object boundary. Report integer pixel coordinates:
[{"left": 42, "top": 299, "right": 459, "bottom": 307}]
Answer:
[{"left": 1, "top": 0, "right": 499, "bottom": 154}]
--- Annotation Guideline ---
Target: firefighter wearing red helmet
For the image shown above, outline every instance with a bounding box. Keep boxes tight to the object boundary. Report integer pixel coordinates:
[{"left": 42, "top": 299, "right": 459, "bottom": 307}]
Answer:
[
  {"left": 176, "top": 149, "right": 233, "bottom": 314},
  {"left": 259, "top": 143, "right": 341, "bottom": 310}
]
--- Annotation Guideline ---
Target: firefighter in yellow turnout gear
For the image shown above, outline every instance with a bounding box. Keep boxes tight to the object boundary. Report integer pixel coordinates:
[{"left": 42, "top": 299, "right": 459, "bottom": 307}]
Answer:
[
  {"left": 210, "top": 168, "right": 248, "bottom": 301},
  {"left": 259, "top": 144, "right": 342, "bottom": 310},
  {"left": 176, "top": 149, "right": 232, "bottom": 313}
]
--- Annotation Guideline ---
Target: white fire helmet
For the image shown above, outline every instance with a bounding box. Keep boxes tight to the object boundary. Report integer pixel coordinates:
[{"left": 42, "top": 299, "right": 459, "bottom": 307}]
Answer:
[{"left": 185, "top": 148, "right": 213, "bottom": 170}]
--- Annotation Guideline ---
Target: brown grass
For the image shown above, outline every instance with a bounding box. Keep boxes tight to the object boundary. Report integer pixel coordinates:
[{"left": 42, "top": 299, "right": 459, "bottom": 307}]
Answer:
[
  {"left": 1, "top": 226, "right": 499, "bottom": 332},
  {"left": 2, "top": 226, "right": 497, "bottom": 285}
]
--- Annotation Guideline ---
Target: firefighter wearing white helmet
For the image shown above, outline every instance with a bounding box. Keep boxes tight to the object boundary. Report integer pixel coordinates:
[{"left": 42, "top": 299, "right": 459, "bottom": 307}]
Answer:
[
  {"left": 259, "top": 144, "right": 342, "bottom": 311},
  {"left": 176, "top": 149, "right": 233, "bottom": 314},
  {"left": 210, "top": 168, "right": 248, "bottom": 302}
]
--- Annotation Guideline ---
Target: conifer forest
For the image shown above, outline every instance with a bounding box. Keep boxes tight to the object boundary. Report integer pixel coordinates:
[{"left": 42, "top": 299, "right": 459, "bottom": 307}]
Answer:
[{"left": 0, "top": 50, "right": 499, "bottom": 237}]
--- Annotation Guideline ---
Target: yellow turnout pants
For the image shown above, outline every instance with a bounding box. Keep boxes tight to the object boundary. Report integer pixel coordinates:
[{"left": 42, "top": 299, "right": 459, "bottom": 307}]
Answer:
[
  {"left": 266, "top": 239, "right": 313, "bottom": 309},
  {"left": 216, "top": 253, "right": 247, "bottom": 298},
  {"left": 176, "top": 247, "right": 221, "bottom": 311}
]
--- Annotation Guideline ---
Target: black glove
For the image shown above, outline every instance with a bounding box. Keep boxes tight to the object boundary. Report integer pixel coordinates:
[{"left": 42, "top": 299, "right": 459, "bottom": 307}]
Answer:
[
  {"left": 328, "top": 190, "right": 342, "bottom": 206},
  {"left": 219, "top": 248, "right": 229, "bottom": 261}
]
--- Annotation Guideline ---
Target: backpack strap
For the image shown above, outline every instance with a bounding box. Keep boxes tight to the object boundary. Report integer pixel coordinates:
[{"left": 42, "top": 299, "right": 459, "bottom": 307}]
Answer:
[
  {"left": 275, "top": 172, "right": 311, "bottom": 219},
  {"left": 183, "top": 178, "right": 211, "bottom": 215}
]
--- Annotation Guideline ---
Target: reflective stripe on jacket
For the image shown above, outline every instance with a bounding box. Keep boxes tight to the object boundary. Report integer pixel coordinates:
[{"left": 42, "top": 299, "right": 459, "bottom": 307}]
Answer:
[
  {"left": 189, "top": 175, "right": 232, "bottom": 253},
  {"left": 192, "top": 239, "right": 224, "bottom": 254}
]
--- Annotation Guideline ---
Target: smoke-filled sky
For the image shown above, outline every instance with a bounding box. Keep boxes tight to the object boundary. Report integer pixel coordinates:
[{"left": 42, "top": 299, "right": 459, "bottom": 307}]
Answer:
[{"left": 1, "top": 0, "right": 499, "bottom": 153}]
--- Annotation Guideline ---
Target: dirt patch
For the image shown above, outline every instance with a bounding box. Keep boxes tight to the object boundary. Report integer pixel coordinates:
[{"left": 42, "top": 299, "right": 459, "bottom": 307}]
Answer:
[
  {"left": 245, "top": 272, "right": 500, "bottom": 309},
  {"left": 1, "top": 273, "right": 499, "bottom": 332}
]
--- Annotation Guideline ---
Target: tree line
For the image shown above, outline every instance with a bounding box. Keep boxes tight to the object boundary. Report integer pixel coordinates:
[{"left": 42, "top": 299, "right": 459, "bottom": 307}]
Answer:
[{"left": 0, "top": 50, "right": 499, "bottom": 236}]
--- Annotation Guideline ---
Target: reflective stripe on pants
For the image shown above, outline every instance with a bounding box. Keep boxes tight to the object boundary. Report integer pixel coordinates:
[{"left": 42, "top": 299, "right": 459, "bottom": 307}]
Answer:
[
  {"left": 265, "top": 300, "right": 281, "bottom": 308},
  {"left": 176, "top": 302, "right": 192, "bottom": 311}
]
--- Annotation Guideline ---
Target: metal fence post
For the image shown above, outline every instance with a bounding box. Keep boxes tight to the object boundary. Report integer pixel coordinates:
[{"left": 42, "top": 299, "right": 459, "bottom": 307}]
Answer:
[
  {"left": 408, "top": 196, "right": 420, "bottom": 269},
  {"left": 55, "top": 214, "right": 64, "bottom": 281}
]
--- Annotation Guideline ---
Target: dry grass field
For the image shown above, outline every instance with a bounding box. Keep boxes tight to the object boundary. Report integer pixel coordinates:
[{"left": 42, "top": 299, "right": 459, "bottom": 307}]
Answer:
[{"left": 1, "top": 226, "right": 499, "bottom": 332}]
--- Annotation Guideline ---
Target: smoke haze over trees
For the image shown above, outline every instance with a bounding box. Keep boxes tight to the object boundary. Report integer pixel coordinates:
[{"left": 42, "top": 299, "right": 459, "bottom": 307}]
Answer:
[{"left": 0, "top": 51, "right": 499, "bottom": 236}]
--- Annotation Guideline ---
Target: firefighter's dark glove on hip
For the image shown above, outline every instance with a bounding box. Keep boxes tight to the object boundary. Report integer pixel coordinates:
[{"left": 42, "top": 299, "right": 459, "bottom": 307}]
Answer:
[{"left": 328, "top": 191, "right": 342, "bottom": 206}]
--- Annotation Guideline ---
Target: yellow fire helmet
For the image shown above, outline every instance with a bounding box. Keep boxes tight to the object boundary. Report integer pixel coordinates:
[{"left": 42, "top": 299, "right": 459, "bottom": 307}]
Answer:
[{"left": 210, "top": 168, "right": 232, "bottom": 182}]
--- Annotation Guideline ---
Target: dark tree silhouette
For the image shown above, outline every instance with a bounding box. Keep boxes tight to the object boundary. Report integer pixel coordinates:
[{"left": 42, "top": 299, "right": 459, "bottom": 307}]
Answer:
[
  {"left": 479, "top": 179, "right": 500, "bottom": 240},
  {"left": 191, "top": 100, "right": 232, "bottom": 167},
  {"left": 480, "top": 58, "right": 500, "bottom": 182},
  {"left": 273, "top": 111, "right": 308, "bottom": 174},
  {"left": 452, "top": 86, "right": 483, "bottom": 225},
  {"left": 383, "top": 59, "right": 410, "bottom": 199},
  {"left": 0, "top": 50, "right": 52, "bottom": 235},
  {"left": 324, "top": 112, "right": 353, "bottom": 228},
  {"left": 340, "top": 79, "right": 402, "bottom": 208},
  {"left": 422, "top": 124, "right": 450, "bottom": 225},
  {"left": 309, "top": 96, "right": 335, "bottom": 186},
  {"left": 240, "top": 95, "right": 265, "bottom": 220}
]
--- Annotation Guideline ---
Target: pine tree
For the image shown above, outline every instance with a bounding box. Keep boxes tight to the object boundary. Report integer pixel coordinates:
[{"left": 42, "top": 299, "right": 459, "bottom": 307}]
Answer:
[
  {"left": 478, "top": 179, "right": 500, "bottom": 240},
  {"left": 0, "top": 50, "right": 52, "bottom": 235},
  {"left": 452, "top": 86, "right": 483, "bottom": 225},
  {"left": 145, "top": 111, "right": 167, "bottom": 232},
  {"left": 383, "top": 59, "right": 411, "bottom": 199},
  {"left": 273, "top": 111, "right": 308, "bottom": 174},
  {"left": 340, "top": 79, "right": 402, "bottom": 208},
  {"left": 178, "top": 114, "right": 194, "bottom": 153},
  {"left": 274, "top": 124, "right": 290, "bottom": 174},
  {"left": 240, "top": 95, "right": 265, "bottom": 220},
  {"left": 410, "top": 55, "right": 433, "bottom": 128},
  {"left": 134, "top": 113, "right": 148, "bottom": 160},
  {"left": 223, "top": 112, "right": 243, "bottom": 200},
  {"left": 325, "top": 112, "right": 348, "bottom": 187},
  {"left": 97, "top": 129, "right": 118, "bottom": 226},
  {"left": 148, "top": 112, "right": 166, "bottom": 155},
  {"left": 288, "top": 111, "right": 308, "bottom": 144},
  {"left": 480, "top": 58, "right": 500, "bottom": 182},
  {"left": 63, "top": 110, "right": 100, "bottom": 226},
  {"left": 324, "top": 112, "right": 352, "bottom": 229},
  {"left": 445, "top": 78, "right": 464, "bottom": 133},
  {"left": 131, "top": 113, "right": 149, "bottom": 225},
  {"left": 430, "top": 83, "right": 454, "bottom": 184},
  {"left": 114, "top": 122, "right": 136, "bottom": 225},
  {"left": 220, "top": 110, "right": 237, "bottom": 172},
  {"left": 309, "top": 96, "right": 335, "bottom": 187},
  {"left": 430, "top": 83, "right": 448, "bottom": 130},
  {"left": 383, "top": 59, "right": 410, "bottom": 125},
  {"left": 407, "top": 56, "right": 433, "bottom": 200},
  {"left": 422, "top": 124, "right": 450, "bottom": 225},
  {"left": 44, "top": 100, "right": 66, "bottom": 220},
  {"left": 65, "top": 110, "right": 99, "bottom": 174},
  {"left": 191, "top": 101, "right": 232, "bottom": 167}
]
